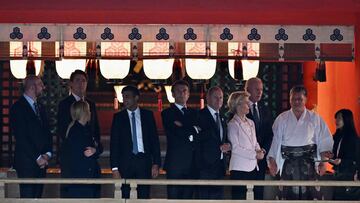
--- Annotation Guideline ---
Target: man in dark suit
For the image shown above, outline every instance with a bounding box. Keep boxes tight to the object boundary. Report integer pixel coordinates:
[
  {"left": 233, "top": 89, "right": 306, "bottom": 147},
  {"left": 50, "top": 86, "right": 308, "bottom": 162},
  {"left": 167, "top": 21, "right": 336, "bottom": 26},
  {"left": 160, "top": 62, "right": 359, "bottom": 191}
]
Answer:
[
  {"left": 197, "top": 86, "right": 231, "bottom": 199},
  {"left": 245, "top": 77, "right": 274, "bottom": 200},
  {"left": 57, "top": 70, "right": 102, "bottom": 152},
  {"left": 10, "top": 75, "right": 53, "bottom": 198},
  {"left": 110, "top": 85, "right": 161, "bottom": 199},
  {"left": 57, "top": 70, "right": 103, "bottom": 197},
  {"left": 162, "top": 80, "right": 200, "bottom": 199}
]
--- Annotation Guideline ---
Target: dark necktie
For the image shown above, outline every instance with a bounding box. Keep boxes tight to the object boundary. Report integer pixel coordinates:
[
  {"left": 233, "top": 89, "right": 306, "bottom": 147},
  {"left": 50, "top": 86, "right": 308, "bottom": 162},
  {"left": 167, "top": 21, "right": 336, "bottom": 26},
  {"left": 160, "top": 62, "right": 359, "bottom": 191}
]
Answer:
[
  {"left": 215, "top": 112, "right": 222, "bottom": 140},
  {"left": 33, "top": 102, "right": 42, "bottom": 121},
  {"left": 131, "top": 111, "right": 138, "bottom": 154},
  {"left": 181, "top": 107, "right": 187, "bottom": 115},
  {"left": 252, "top": 103, "right": 260, "bottom": 132}
]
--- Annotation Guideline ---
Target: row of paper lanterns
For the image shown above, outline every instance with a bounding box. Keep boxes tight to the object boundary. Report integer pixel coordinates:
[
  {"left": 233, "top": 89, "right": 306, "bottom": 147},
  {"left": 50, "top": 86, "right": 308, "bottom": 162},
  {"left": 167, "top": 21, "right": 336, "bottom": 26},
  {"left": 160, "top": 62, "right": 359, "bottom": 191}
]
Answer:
[{"left": 10, "top": 59, "right": 259, "bottom": 80}]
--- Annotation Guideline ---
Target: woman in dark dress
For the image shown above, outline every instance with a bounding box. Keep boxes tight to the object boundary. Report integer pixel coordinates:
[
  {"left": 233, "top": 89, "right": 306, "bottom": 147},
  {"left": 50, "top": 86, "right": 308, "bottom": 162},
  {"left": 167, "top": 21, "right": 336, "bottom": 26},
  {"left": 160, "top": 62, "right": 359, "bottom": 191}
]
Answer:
[
  {"left": 60, "top": 100, "right": 101, "bottom": 198},
  {"left": 331, "top": 109, "right": 360, "bottom": 200}
]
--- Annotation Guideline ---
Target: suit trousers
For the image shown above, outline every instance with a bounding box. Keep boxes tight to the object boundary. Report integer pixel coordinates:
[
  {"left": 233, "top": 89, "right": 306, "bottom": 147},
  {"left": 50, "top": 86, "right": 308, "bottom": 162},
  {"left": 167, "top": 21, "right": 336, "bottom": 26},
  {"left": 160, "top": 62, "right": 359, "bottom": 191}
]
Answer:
[
  {"left": 166, "top": 156, "right": 198, "bottom": 199},
  {"left": 255, "top": 159, "right": 267, "bottom": 199},
  {"left": 198, "top": 159, "right": 225, "bottom": 199},
  {"left": 17, "top": 167, "right": 46, "bottom": 198},
  {"left": 230, "top": 168, "right": 258, "bottom": 200},
  {"left": 121, "top": 153, "right": 151, "bottom": 199}
]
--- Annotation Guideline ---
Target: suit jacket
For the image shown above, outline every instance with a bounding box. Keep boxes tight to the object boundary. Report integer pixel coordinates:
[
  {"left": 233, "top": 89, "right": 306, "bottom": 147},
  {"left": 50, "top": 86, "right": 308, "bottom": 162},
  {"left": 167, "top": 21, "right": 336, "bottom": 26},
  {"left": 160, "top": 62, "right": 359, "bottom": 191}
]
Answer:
[
  {"left": 10, "top": 96, "right": 52, "bottom": 171},
  {"left": 162, "top": 104, "right": 199, "bottom": 172},
  {"left": 332, "top": 131, "right": 359, "bottom": 174},
  {"left": 57, "top": 95, "right": 103, "bottom": 156},
  {"left": 60, "top": 121, "right": 100, "bottom": 178},
  {"left": 197, "top": 107, "right": 228, "bottom": 170},
  {"left": 246, "top": 102, "right": 273, "bottom": 154},
  {"left": 228, "top": 115, "right": 260, "bottom": 172},
  {"left": 110, "top": 108, "right": 161, "bottom": 175}
]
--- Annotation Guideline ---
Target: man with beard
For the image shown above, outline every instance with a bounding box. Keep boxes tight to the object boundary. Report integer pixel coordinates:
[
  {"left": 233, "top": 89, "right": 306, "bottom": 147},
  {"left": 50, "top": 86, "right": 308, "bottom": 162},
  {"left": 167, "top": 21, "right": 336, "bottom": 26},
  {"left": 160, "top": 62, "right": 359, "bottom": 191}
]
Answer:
[{"left": 10, "top": 75, "right": 52, "bottom": 198}]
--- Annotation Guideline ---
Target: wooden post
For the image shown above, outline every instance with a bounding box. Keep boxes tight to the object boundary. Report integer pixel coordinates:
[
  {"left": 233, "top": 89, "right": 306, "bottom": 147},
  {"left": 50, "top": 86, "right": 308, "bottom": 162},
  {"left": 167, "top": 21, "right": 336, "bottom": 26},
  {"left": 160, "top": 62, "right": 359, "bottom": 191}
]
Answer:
[
  {"left": 0, "top": 182, "right": 5, "bottom": 198},
  {"left": 246, "top": 184, "right": 254, "bottom": 200},
  {"left": 129, "top": 182, "right": 137, "bottom": 199},
  {"left": 114, "top": 182, "right": 122, "bottom": 199}
]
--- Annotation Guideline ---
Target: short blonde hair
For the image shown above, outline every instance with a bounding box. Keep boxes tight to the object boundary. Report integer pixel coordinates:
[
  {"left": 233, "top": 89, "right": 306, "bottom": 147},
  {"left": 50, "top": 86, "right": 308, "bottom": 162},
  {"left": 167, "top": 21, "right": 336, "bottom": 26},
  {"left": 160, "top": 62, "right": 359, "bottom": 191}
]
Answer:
[
  {"left": 227, "top": 91, "right": 250, "bottom": 114},
  {"left": 70, "top": 100, "right": 90, "bottom": 121},
  {"left": 65, "top": 100, "right": 90, "bottom": 138}
]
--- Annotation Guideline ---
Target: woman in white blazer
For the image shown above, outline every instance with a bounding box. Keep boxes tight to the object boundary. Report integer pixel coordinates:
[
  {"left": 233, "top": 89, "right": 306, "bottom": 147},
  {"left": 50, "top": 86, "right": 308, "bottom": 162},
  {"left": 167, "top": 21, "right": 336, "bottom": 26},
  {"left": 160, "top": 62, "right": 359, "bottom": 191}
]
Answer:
[{"left": 227, "top": 91, "right": 265, "bottom": 200}]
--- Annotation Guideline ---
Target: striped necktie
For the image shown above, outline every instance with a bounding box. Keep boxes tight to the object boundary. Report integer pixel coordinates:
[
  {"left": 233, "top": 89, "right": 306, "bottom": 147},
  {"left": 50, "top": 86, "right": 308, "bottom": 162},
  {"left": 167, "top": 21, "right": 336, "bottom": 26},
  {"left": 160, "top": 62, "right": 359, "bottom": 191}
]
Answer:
[{"left": 33, "top": 102, "right": 41, "bottom": 121}]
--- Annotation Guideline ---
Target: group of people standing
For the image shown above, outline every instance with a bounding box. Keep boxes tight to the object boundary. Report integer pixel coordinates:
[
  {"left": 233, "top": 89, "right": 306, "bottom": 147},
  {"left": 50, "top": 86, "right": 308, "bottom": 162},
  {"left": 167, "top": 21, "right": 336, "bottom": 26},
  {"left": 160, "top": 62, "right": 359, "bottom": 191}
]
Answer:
[{"left": 9, "top": 70, "right": 360, "bottom": 200}]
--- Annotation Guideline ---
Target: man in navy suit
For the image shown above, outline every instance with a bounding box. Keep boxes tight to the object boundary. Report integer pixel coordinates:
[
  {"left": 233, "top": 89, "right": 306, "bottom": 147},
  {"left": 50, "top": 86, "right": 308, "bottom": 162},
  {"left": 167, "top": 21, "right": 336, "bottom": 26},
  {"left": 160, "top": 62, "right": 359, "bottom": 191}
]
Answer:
[
  {"left": 162, "top": 80, "right": 200, "bottom": 199},
  {"left": 10, "top": 75, "right": 53, "bottom": 198},
  {"left": 197, "top": 86, "right": 231, "bottom": 199},
  {"left": 245, "top": 77, "right": 274, "bottom": 199},
  {"left": 110, "top": 85, "right": 161, "bottom": 199},
  {"left": 57, "top": 70, "right": 103, "bottom": 197}
]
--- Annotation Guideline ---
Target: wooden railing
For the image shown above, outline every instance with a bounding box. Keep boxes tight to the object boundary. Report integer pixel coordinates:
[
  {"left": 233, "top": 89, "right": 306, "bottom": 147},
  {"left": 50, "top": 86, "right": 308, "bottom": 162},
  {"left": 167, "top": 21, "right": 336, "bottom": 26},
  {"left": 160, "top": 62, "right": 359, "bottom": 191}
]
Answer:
[{"left": 0, "top": 178, "right": 360, "bottom": 202}]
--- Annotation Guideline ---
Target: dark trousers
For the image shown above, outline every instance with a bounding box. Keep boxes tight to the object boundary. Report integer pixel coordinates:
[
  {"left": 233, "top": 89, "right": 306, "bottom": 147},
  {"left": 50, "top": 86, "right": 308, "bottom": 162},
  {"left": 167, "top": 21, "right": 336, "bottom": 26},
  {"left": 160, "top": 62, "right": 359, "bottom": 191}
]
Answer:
[
  {"left": 61, "top": 163, "right": 101, "bottom": 198},
  {"left": 167, "top": 169, "right": 197, "bottom": 199},
  {"left": 65, "top": 184, "right": 99, "bottom": 198},
  {"left": 333, "top": 171, "right": 358, "bottom": 200},
  {"left": 198, "top": 159, "right": 225, "bottom": 199},
  {"left": 16, "top": 167, "right": 46, "bottom": 198},
  {"left": 254, "top": 159, "right": 267, "bottom": 200},
  {"left": 230, "top": 169, "right": 258, "bottom": 200},
  {"left": 166, "top": 155, "right": 198, "bottom": 200},
  {"left": 121, "top": 153, "right": 151, "bottom": 199}
]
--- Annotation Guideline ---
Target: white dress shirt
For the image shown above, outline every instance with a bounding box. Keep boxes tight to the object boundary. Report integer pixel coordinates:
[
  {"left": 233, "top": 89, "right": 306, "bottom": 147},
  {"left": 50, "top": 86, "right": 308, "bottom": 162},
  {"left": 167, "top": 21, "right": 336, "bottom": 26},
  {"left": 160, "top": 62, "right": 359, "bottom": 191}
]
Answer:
[
  {"left": 72, "top": 93, "right": 83, "bottom": 101},
  {"left": 23, "top": 94, "right": 38, "bottom": 114},
  {"left": 127, "top": 108, "right": 144, "bottom": 153},
  {"left": 267, "top": 109, "right": 333, "bottom": 175},
  {"left": 174, "top": 103, "right": 186, "bottom": 113},
  {"left": 228, "top": 114, "right": 260, "bottom": 172},
  {"left": 248, "top": 101, "right": 260, "bottom": 119}
]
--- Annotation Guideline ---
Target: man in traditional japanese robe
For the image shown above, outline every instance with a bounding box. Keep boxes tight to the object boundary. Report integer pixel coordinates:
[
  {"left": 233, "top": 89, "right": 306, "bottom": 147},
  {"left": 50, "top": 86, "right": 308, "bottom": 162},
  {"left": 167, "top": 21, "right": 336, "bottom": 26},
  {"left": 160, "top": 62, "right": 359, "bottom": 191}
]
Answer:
[{"left": 267, "top": 85, "right": 333, "bottom": 200}]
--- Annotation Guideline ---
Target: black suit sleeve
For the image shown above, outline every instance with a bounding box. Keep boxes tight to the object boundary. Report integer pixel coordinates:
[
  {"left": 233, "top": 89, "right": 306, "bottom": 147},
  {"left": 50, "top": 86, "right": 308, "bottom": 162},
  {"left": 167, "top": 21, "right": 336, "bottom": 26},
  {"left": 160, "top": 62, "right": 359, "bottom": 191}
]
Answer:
[
  {"left": 57, "top": 100, "right": 69, "bottom": 141},
  {"left": 40, "top": 106, "right": 53, "bottom": 155},
  {"left": 90, "top": 101, "right": 101, "bottom": 144},
  {"left": 147, "top": 111, "right": 161, "bottom": 166},
  {"left": 86, "top": 99, "right": 104, "bottom": 158},
  {"left": 197, "top": 113, "right": 213, "bottom": 142},
  {"left": 10, "top": 104, "right": 40, "bottom": 162},
  {"left": 356, "top": 138, "right": 360, "bottom": 173},
  {"left": 261, "top": 108, "right": 274, "bottom": 153},
  {"left": 338, "top": 136, "right": 359, "bottom": 172},
  {"left": 161, "top": 110, "right": 198, "bottom": 142},
  {"left": 110, "top": 114, "right": 120, "bottom": 169}
]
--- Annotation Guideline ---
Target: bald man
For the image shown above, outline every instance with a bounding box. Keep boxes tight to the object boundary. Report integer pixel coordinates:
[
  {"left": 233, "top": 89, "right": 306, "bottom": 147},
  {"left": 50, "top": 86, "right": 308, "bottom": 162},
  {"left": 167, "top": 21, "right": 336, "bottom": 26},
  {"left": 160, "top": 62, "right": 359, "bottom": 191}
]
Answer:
[
  {"left": 245, "top": 77, "right": 274, "bottom": 200},
  {"left": 10, "top": 75, "right": 52, "bottom": 198}
]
